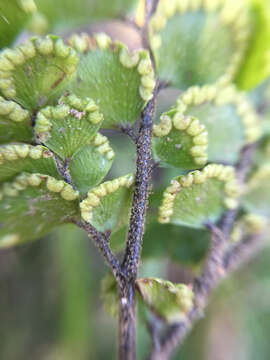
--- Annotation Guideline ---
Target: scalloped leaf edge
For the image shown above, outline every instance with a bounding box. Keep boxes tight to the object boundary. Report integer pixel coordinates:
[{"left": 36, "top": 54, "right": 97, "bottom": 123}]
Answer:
[
  {"left": 158, "top": 164, "right": 239, "bottom": 224},
  {"left": 0, "top": 143, "right": 53, "bottom": 164},
  {"left": 149, "top": 0, "right": 251, "bottom": 86},
  {"left": 35, "top": 93, "right": 104, "bottom": 143},
  {"left": 0, "top": 172, "right": 79, "bottom": 248},
  {"left": 80, "top": 174, "right": 134, "bottom": 223},
  {"left": 176, "top": 84, "right": 261, "bottom": 144},
  {"left": 153, "top": 109, "right": 208, "bottom": 166},
  {"left": 0, "top": 96, "right": 30, "bottom": 123},
  {"left": 0, "top": 35, "right": 78, "bottom": 99},
  {"left": 88, "top": 133, "right": 115, "bottom": 161},
  {"left": 69, "top": 32, "right": 156, "bottom": 103},
  {"left": 0, "top": 172, "right": 79, "bottom": 202}
]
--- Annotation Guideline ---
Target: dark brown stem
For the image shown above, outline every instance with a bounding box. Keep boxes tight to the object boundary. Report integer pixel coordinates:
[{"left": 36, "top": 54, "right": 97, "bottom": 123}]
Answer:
[
  {"left": 118, "top": 87, "right": 158, "bottom": 360},
  {"left": 53, "top": 152, "right": 73, "bottom": 186},
  {"left": 117, "top": 2, "right": 160, "bottom": 359},
  {"left": 121, "top": 90, "right": 157, "bottom": 280},
  {"left": 118, "top": 282, "right": 136, "bottom": 360},
  {"left": 194, "top": 224, "right": 226, "bottom": 306},
  {"left": 119, "top": 125, "right": 138, "bottom": 143},
  {"left": 74, "top": 220, "right": 124, "bottom": 283}
]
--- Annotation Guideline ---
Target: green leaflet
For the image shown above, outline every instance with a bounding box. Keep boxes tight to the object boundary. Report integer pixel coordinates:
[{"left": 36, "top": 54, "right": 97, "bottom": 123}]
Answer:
[
  {"left": 0, "top": 35, "right": 78, "bottom": 110},
  {"left": 153, "top": 85, "right": 260, "bottom": 168},
  {"left": 138, "top": 190, "right": 210, "bottom": 266},
  {"left": 236, "top": 0, "right": 270, "bottom": 90},
  {"left": 152, "top": 108, "right": 208, "bottom": 169},
  {"left": 149, "top": 0, "right": 250, "bottom": 89},
  {"left": 158, "top": 164, "right": 239, "bottom": 228},
  {"left": 0, "top": 96, "right": 33, "bottom": 144},
  {"left": 0, "top": 173, "right": 79, "bottom": 248},
  {"left": 0, "top": 0, "right": 36, "bottom": 48},
  {"left": 109, "top": 225, "right": 128, "bottom": 252},
  {"left": 69, "top": 33, "right": 155, "bottom": 128},
  {"left": 243, "top": 165, "right": 270, "bottom": 217},
  {"left": 80, "top": 174, "right": 134, "bottom": 233},
  {"left": 31, "top": 0, "right": 137, "bottom": 34},
  {"left": 0, "top": 144, "right": 60, "bottom": 182},
  {"left": 136, "top": 278, "right": 194, "bottom": 323},
  {"left": 69, "top": 134, "right": 115, "bottom": 195},
  {"left": 35, "top": 94, "right": 103, "bottom": 160},
  {"left": 176, "top": 85, "right": 260, "bottom": 164}
]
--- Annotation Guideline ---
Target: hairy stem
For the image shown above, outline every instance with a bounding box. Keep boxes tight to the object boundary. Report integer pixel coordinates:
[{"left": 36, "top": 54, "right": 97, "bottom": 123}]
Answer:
[
  {"left": 74, "top": 220, "right": 123, "bottom": 283},
  {"left": 117, "top": 2, "right": 160, "bottom": 358},
  {"left": 118, "top": 90, "right": 157, "bottom": 360},
  {"left": 118, "top": 281, "right": 137, "bottom": 360},
  {"left": 122, "top": 94, "right": 157, "bottom": 280}
]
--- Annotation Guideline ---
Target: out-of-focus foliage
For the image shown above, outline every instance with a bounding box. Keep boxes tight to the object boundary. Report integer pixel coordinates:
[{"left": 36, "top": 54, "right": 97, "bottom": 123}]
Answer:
[
  {"left": 0, "top": 0, "right": 36, "bottom": 48},
  {"left": 149, "top": 0, "right": 249, "bottom": 89},
  {"left": 31, "top": 0, "right": 138, "bottom": 34},
  {"left": 236, "top": 0, "right": 270, "bottom": 90},
  {"left": 0, "top": 173, "right": 80, "bottom": 247},
  {"left": 136, "top": 278, "right": 194, "bottom": 322}
]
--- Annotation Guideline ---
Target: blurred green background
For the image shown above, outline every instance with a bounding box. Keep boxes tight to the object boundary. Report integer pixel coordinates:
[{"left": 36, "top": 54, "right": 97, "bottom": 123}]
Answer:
[{"left": 0, "top": 225, "right": 270, "bottom": 360}]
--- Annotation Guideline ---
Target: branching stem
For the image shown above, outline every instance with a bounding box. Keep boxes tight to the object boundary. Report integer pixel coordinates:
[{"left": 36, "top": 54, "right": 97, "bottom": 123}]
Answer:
[{"left": 74, "top": 220, "right": 124, "bottom": 283}]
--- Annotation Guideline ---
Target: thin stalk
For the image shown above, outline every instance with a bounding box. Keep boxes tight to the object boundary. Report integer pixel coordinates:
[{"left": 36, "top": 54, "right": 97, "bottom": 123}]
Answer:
[
  {"left": 118, "top": 281, "right": 136, "bottom": 360},
  {"left": 116, "top": 2, "right": 160, "bottom": 359},
  {"left": 118, "top": 91, "right": 157, "bottom": 360},
  {"left": 74, "top": 220, "right": 123, "bottom": 283}
]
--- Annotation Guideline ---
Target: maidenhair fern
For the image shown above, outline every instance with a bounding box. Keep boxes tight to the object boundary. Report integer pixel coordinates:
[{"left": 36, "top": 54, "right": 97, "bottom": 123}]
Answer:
[{"left": 1, "top": 0, "right": 270, "bottom": 359}]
